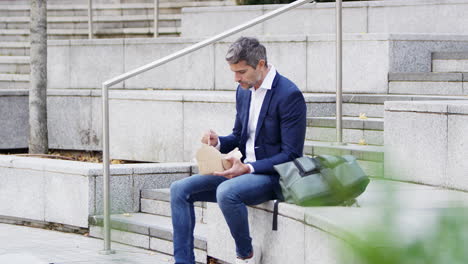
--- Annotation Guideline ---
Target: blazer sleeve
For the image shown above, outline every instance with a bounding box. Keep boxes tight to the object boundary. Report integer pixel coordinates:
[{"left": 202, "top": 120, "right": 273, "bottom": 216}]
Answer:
[{"left": 250, "top": 89, "right": 307, "bottom": 174}]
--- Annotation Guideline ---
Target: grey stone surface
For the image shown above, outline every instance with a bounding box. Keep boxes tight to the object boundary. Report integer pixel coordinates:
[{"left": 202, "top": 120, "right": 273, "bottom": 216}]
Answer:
[
  {"left": 69, "top": 40, "right": 125, "bottom": 89},
  {"left": 141, "top": 188, "right": 170, "bottom": 202},
  {"left": 305, "top": 226, "right": 350, "bottom": 264},
  {"left": 140, "top": 199, "right": 204, "bottom": 223},
  {"left": 384, "top": 111, "right": 448, "bottom": 185},
  {"left": 433, "top": 59, "right": 468, "bottom": 73},
  {"left": 384, "top": 100, "right": 468, "bottom": 113},
  {"left": 432, "top": 51, "right": 468, "bottom": 60},
  {"left": 123, "top": 40, "right": 214, "bottom": 90},
  {"left": 126, "top": 162, "right": 192, "bottom": 175},
  {"left": 307, "top": 127, "right": 385, "bottom": 145},
  {"left": 132, "top": 173, "right": 188, "bottom": 212},
  {"left": 181, "top": 5, "right": 263, "bottom": 38},
  {"left": 304, "top": 141, "right": 384, "bottom": 162},
  {"left": 95, "top": 175, "right": 133, "bottom": 215},
  {"left": 389, "top": 39, "right": 468, "bottom": 73},
  {"left": 141, "top": 199, "right": 172, "bottom": 217},
  {"left": 446, "top": 114, "right": 468, "bottom": 191},
  {"left": 0, "top": 95, "right": 28, "bottom": 149},
  {"left": 47, "top": 40, "right": 70, "bottom": 89},
  {"left": 93, "top": 226, "right": 150, "bottom": 249},
  {"left": 1, "top": 223, "right": 175, "bottom": 264},
  {"left": 47, "top": 93, "right": 98, "bottom": 151},
  {"left": 343, "top": 103, "right": 384, "bottom": 118},
  {"left": 388, "top": 72, "right": 463, "bottom": 81},
  {"left": 0, "top": 167, "right": 45, "bottom": 222},
  {"left": 90, "top": 214, "right": 150, "bottom": 235},
  {"left": 44, "top": 172, "right": 90, "bottom": 228},
  {"left": 308, "top": 117, "right": 384, "bottom": 130},
  {"left": 109, "top": 98, "right": 184, "bottom": 162},
  {"left": 306, "top": 102, "right": 336, "bottom": 117},
  {"left": 182, "top": 0, "right": 468, "bottom": 36},
  {"left": 307, "top": 37, "right": 389, "bottom": 94},
  {"left": 369, "top": 1, "right": 468, "bottom": 35},
  {"left": 389, "top": 81, "right": 463, "bottom": 95}
]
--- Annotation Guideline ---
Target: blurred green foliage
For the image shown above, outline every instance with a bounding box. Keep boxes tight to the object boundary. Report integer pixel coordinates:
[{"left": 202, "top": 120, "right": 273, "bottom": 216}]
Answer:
[{"left": 340, "top": 208, "right": 468, "bottom": 264}]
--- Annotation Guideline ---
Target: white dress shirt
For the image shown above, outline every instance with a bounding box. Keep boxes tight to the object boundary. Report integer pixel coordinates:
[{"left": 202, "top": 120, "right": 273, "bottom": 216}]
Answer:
[
  {"left": 216, "top": 64, "right": 277, "bottom": 174},
  {"left": 244, "top": 64, "right": 277, "bottom": 173}
]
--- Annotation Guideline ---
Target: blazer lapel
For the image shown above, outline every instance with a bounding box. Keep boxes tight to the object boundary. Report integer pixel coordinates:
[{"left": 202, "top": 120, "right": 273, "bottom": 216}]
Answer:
[
  {"left": 254, "top": 89, "right": 274, "bottom": 142},
  {"left": 255, "top": 73, "right": 280, "bottom": 142},
  {"left": 242, "top": 90, "right": 252, "bottom": 142}
]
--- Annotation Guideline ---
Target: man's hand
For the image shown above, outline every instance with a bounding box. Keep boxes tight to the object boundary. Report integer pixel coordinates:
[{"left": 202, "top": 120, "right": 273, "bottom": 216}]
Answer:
[
  {"left": 201, "top": 129, "right": 219, "bottom": 147},
  {"left": 213, "top": 157, "right": 251, "bottom": 179}
]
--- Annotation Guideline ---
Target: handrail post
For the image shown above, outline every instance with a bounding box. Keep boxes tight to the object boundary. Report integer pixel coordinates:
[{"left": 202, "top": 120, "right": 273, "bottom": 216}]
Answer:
[
  {"left": 335, "top": 0, "right": 344, "bottom": 144},
  {"left": 99, "top": 83, "right": 114, "bottom": 255},
  {"left": 154, "top": 0, "right": 159, "bottom": 38},
  {"left": 88, "top": 0, "right": 93, "bottom": 39}
]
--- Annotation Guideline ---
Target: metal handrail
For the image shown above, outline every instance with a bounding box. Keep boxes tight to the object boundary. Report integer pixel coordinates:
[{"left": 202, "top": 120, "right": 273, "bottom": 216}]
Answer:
[{"left": 100, "top": 0, "right": 322, "bottom": 254}]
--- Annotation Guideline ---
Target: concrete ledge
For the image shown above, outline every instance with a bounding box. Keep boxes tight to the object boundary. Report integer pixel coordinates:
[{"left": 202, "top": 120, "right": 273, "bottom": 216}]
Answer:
[
  {"left": 207, "top": 178, "right": 468, "bottom": 264},
  {"left": 0, "top": 155, "right": 191, "bottom": 228},
  {"left": 385, "top": 100, "right": 468, "bottom": 190},
  {"left": 433, "top": 51, "right": 468, "bottom": 60},
  {"left": 389, "top": 72, "right": 464, "bottom": 82}
]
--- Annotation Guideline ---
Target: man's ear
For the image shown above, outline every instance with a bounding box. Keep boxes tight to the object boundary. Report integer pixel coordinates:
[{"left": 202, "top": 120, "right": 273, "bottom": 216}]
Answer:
[{"left": 257, "top": 59, "right": 266, "bottom": 69}]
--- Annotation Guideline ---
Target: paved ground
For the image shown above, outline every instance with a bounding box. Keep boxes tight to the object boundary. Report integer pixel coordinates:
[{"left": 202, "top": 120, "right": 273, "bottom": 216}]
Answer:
[{"left": 0, "top": 223, "right": 174, "bottom": 264}]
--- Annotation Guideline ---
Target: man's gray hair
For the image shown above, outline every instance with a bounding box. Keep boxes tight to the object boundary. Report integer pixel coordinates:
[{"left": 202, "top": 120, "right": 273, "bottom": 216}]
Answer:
[{"left": 225, "top": 37, "right": 267, "bottom": 69}]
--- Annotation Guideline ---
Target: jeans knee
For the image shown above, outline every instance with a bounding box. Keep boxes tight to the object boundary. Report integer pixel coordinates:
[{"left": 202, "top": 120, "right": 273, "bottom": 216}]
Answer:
[
  {"left": 216, "top": 183, "right": 238, "bottom": 207},
  {"left": 170, "top": 180, "right": 186, "bottom": 202}
]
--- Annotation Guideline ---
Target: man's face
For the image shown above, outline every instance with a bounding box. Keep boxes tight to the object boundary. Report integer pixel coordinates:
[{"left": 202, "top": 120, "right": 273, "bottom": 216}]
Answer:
[{"left": 229, "top": 60, "right": 263, "bottom": 89}]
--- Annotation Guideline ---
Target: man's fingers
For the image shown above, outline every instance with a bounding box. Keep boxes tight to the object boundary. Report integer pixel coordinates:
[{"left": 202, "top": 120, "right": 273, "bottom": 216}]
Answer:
[{"left": 213, "top": 169, "right": 232, "bottom": 179}]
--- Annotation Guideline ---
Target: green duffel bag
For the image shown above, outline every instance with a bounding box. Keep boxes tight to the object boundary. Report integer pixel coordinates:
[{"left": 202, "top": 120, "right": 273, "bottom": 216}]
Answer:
[
  {"left": 275, "top": 154, "right": 369, "bottom": 206},
  {"left": 271, "top": 155, "right": 369, "bottom": 230}
]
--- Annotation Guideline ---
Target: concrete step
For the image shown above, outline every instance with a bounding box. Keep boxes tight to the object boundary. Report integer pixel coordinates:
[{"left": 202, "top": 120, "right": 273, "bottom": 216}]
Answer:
[
  {"left": 0, "top": 73, "right": 29, "bottom": 89},
  {"left": 306, "top": 116, "right": 384, "bottom": 145},
  {"left": 0, "top": 2, "right": 236, "bottom": 17},
  {"left": 304, "top": 140, "right": 384, "bottom": 177},
  {"left": 0, "top": 42, "right": 29, "bottom": 56},
  {"left": 0, "top": 14, "right": 181, "bottom": 30},
  {"left": 388, "top": 72, "right": 468, "bottom": 96},
  {"left": 141, "top": 188, "right": 207, "bottom": 223},
  {"left": 432, "top": 52, "right": 468, "bottom": 73},
  {"left": 0, "top": 27, "right": 180, "bottom": 40},
  {"left": 342, "top": 93, "right": 468, "bottom": 117},
  {"left": 0, "top": 56, "right": 29, "bottom": 74},
  {"left": 89, "top": 212, "right": 208, "bottom": 264}
]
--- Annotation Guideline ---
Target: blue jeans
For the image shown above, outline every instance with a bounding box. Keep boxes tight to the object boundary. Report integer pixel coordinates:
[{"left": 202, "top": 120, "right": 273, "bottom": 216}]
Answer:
[{"left": 170, "top": 174, "right": 278, "bottom": 264}]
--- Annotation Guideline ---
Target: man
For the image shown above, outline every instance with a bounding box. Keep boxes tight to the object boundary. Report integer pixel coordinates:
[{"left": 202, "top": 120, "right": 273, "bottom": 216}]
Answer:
[{"left": 170, "top": 37, "right": 307, "bottom": 264}]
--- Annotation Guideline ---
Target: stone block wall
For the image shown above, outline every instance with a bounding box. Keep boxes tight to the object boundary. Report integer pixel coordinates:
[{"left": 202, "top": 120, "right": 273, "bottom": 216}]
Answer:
[
  {"left": 384, "top": 100, "right": 468, "bottom": 190},
  {"left": 0, "top": 155, "right": 192, "bottom": 228}
]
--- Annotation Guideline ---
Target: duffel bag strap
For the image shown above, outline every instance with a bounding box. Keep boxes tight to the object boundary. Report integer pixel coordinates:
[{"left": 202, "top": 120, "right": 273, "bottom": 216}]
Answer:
[{"left": 272, "top": 200, "right": 280, "bottom": 231}]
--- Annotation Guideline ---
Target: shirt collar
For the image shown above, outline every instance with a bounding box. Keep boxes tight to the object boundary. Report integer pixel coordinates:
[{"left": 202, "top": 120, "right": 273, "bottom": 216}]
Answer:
[{"left": 250, "top": 64, "right": 276, "bottom": 92}]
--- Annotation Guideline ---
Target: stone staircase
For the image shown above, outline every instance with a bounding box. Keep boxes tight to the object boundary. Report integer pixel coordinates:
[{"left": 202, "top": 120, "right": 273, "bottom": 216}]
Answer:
[
  {"left": 89, "top": 188, "right": 209, "bottom": 264},
  {"left": 0, "top": 0, "right": 235, "bottom": 89},
  {"left": 306, "top": 50, "right": 468, "bottom": 178},
  {"left": 389, "top": 51, "right": 468, "bottom": 96}
]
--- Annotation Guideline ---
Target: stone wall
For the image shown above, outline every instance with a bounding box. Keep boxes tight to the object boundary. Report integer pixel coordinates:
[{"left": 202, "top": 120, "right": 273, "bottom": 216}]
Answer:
[
  {"left": 384, "top": 100, "right": 468, "bottom": 190},
  {"left": 0, "top": 155, "right": 192, "bottom": 228},
  {"left": 181, "top": 0, "right": 468, "bottom": 37}
]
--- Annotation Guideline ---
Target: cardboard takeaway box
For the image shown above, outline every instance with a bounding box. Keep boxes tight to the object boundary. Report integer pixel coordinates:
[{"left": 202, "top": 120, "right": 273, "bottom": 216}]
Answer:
[{"left": 195, "top": 144, "right": 243, "bottom": 175}]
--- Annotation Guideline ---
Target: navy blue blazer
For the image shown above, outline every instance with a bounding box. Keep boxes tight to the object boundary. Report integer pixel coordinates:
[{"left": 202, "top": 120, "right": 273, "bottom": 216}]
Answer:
[{"left": 219, "top": 72, "right": 307, "bottom": 176}]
